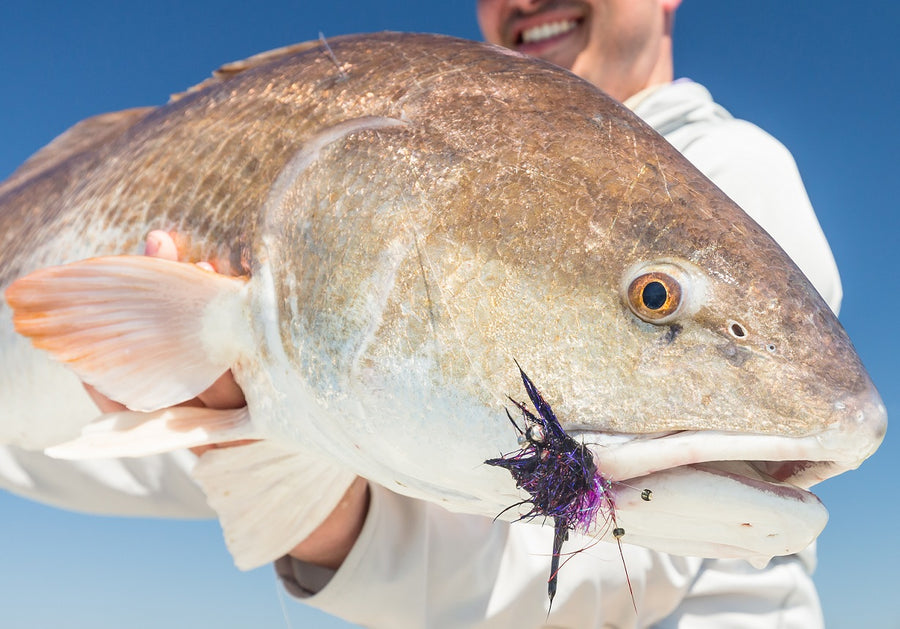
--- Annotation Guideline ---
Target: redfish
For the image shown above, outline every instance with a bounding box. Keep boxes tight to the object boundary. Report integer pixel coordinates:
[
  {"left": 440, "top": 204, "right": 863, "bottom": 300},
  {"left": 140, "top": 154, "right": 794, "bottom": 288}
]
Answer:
[{"left": 1, "top": 33, "right": 886, "bottom": 569}]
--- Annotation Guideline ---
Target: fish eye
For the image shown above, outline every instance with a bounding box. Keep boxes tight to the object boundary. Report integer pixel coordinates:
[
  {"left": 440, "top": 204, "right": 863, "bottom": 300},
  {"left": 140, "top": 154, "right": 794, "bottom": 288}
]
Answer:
[
  {"left": 642, "top": 281, "right": 668, "bottom": 309},
  {"left": 626, "top": 271, "right": 683, "bottom": 323}
]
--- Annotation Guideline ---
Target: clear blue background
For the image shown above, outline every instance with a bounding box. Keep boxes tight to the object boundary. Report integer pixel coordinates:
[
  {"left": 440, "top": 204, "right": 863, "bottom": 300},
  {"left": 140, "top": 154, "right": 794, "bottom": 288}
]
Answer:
[{"left": 1, "top": 2, "right": 896, "bottom": 627}]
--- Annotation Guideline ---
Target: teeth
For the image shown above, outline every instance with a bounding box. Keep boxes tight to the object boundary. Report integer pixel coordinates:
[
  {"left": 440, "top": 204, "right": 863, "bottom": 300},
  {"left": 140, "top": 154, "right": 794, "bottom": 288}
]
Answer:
[{"left": 521, "top": 20, "right": 577, "bottom": 44}]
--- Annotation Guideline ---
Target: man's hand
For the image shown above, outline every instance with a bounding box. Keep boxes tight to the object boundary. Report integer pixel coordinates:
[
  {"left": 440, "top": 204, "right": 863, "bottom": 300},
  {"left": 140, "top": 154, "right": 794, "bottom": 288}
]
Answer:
[
  {"left": 82, "top": 230, "right": 369, "bottom": 570},
  {"left": 288, "top": 475, "right": 370, "bottom": 570}
]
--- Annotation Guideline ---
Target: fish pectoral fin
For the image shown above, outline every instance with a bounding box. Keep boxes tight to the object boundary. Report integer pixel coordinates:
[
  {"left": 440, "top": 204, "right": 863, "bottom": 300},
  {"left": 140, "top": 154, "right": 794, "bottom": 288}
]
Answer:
[
  {"left": 6, "top": 255, "right": 249, "bottom": 411},
  {"left": 45, "top": 406, "right": 258, "bottom": 459},
  {"left": 192, "top": 440, "right": 358, "bottom": 570}
]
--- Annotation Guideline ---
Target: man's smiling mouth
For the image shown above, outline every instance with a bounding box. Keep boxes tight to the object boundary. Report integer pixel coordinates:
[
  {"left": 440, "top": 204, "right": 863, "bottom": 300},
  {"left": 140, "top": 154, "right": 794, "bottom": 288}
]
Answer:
[{"left": 519, "top": 19, "right": 580, "bottom": 45}]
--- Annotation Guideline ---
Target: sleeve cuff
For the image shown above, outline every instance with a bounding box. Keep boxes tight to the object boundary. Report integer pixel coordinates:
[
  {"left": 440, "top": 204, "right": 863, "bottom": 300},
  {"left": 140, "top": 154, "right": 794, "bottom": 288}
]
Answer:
[{"left": 275, "top": 555, "right": 336, "bottom": 599}]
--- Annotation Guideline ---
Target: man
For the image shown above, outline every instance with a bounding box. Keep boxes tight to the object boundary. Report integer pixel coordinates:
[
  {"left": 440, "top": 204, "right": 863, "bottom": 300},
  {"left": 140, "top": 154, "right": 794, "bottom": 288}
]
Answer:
[{"left": 1, "top": 1, "right": 840, "bottom": 626}]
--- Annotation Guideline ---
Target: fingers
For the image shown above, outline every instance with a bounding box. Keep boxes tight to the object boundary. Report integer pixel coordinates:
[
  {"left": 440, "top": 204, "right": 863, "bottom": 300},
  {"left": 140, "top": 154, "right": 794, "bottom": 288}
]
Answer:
[
  {"left": 197, "top": 371, "right": 247, "bottom": 409},
  {"left": 145, "top": 230, "right": 217, "bottom": 273},
  {"left": 144, "top": 230, "right": 179, "bottom": 261}
]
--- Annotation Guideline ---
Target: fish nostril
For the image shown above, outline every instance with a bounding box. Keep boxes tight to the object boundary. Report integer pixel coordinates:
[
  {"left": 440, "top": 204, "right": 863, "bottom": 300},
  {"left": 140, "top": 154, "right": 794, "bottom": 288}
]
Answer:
[{"left": 728, "top": 321, "right": 747, "bottom": 338}]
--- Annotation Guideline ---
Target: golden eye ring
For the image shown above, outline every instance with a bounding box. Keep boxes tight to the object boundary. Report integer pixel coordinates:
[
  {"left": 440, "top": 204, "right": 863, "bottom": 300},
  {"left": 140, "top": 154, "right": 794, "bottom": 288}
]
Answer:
[{"left": 627, "top": 271, "right": 683, "bottom": 322}]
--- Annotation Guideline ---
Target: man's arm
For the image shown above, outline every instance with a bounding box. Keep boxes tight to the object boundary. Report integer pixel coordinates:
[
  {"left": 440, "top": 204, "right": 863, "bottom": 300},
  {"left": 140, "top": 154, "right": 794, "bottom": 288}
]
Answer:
[{"left": 280, "top": 482, "right": 701, "bottom": 628}]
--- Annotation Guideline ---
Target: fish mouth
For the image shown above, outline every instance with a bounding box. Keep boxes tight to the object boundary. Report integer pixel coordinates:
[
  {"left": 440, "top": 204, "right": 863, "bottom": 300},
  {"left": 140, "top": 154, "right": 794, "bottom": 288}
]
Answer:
[
  {"left": 571, "top": 432, "right": 841, "bottom": 561},
  {"left": 567, "top": 391, "right": 887, "bottom": 561},
  {"left": 579, "top": 429, "right": 872, "bottom": 489}
]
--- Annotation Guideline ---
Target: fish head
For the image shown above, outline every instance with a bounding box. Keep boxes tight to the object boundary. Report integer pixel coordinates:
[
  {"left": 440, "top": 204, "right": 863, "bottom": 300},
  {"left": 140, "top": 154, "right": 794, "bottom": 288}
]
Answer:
[
  {"left": 553, "top": 151, "right": 888, "bottom": 557},
  {"left": 564, "top": 164, "right": 888, "bottom": 484}
]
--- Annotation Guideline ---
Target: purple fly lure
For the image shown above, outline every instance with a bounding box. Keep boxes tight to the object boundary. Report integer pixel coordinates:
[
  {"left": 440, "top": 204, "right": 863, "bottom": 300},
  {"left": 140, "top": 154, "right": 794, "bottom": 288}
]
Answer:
[{"left": 485, "top": 364, "right": 628, "bottom": 610}]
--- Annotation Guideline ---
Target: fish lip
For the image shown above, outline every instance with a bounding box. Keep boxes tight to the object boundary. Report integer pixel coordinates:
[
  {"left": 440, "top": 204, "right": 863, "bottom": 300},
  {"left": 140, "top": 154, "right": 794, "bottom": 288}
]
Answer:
[
  {"left": 503, "top": 4, "right": 588, "bottom": 56},
  {"left": 571, "top": 427, "right": 877, "bottom": 491},
  {"left": 572, "top": 379, "right": 888, "bottom": 490}
]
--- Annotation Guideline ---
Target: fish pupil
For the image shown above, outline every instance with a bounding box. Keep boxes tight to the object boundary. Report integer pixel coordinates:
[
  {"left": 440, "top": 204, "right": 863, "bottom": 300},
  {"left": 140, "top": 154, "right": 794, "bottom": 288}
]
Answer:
[{"left": 642, "top": 281, "right": 668, "bottom": 310}]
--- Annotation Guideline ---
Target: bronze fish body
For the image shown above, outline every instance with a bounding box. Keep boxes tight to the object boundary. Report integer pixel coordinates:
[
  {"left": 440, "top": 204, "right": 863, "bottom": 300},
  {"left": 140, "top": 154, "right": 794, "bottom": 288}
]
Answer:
[{"left": 0, "top": 33, "right": 886, "bottom": 565}]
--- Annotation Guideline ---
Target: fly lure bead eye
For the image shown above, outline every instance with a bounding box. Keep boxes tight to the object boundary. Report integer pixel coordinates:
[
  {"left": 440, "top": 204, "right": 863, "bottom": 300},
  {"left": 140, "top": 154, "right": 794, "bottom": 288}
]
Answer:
[
  {"left": 627, "top": 271, "right": 683, "bottom": 323},
  {"left": 526, "top": 424, "right": 546, "bottom": 445},
  {"left": 641, "top": 488, "right": 653, "bottom": 501}
]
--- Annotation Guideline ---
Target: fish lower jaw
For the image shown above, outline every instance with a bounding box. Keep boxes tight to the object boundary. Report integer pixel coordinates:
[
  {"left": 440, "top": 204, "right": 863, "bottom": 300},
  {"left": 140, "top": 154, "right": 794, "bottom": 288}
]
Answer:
[
  {"left": 572, "top": 429, "right": 870, "bottom": 560},
  {"left": 600, "top": 460, "right": 829, "bottom": 561}
]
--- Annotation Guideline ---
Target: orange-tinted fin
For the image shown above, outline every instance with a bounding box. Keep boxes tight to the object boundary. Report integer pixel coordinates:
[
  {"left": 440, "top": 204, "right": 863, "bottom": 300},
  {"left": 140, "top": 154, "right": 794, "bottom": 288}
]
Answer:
[
  {"left": 45, "top": 407, "right": 256, "bottom": 459},
  {"left": 6, "top": 255, "right": 248, "bottom": 412}
]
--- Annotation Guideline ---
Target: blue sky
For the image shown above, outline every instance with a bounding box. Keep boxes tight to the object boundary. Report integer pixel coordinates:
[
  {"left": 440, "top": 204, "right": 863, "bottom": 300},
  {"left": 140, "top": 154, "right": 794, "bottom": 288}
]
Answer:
[{"left": 1, "top": 2, "right": 896, "bottom": 627}]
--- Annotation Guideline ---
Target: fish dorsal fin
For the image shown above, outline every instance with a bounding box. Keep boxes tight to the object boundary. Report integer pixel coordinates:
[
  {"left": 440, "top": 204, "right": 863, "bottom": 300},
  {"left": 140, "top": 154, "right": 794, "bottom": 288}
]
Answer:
[
  {"left": 4, "top": 39, "right": 327, "bottom": 189},
  {"left": 0, "top": 107, "right": 154, "bottom": 195},
  {"left": 169, "top": 39, "right": 325, "bottom": 102}
]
